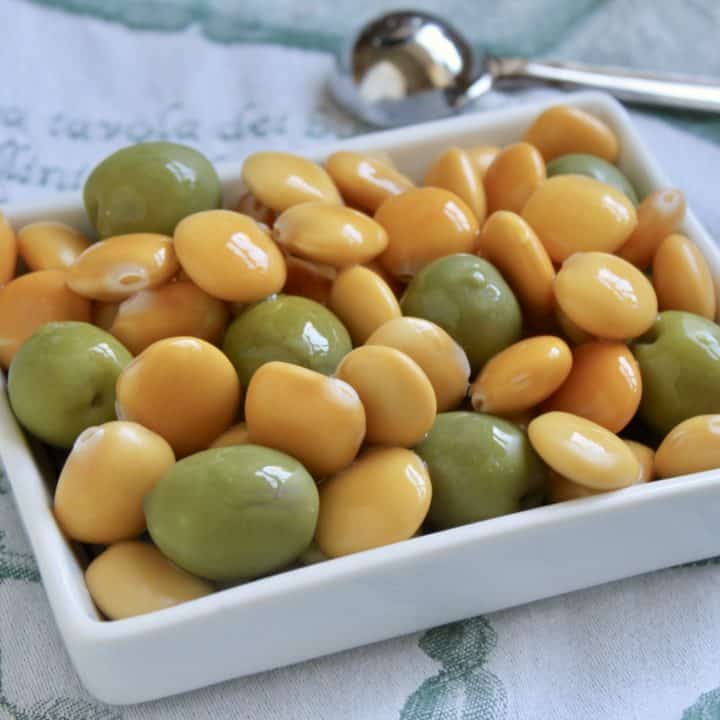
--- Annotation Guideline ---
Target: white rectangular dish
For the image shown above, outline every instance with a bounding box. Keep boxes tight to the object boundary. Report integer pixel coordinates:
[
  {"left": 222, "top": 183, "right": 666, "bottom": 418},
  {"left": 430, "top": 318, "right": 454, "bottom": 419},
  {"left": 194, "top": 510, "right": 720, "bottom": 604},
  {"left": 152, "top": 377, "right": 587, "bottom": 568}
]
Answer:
[{"left": 2, "top": 92, "right": 720, "bottom": 706}]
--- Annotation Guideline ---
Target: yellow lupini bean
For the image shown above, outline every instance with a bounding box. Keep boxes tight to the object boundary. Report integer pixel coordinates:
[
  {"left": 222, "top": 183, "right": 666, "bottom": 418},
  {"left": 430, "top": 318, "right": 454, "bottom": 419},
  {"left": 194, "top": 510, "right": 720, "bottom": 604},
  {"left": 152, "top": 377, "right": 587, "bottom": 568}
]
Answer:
[
  {"left": 469, "top": 336, "right": 572, "bottom": 415},
  {"left": 523, "top": 104, "right": 619, "bottom": 163},
  {"left": 624, "top": 440, "right": 655, "bottom": 483},
  {"left": 274, "top": 201, "right": 388, "bottom": 268},
  {"left": 67, "top": 233, "right": 178, "bottom": 301},
  {"left": 282, "top": 253, "right": 336, "bottom": 305},
  {"left": 0, "top": 270, "right": 91, "bottom": 368},
  {"left": 484, "top": 142, "right": 546, "bottom": 214},
  {"left": 555, "top": 306, "right": 595, "bottom": 345},
  {"left": 652, "top": 234, "right": 716, "bottom": 319},
  {"left": 85, "top": 541, "right": 213, "bottom": 620},
  {"left": 542, "top": 341, "right": 641, "bottom": 433},
  {"left": 315, "top": 447, "right": 431, "bottom": 558},
  {"left": 424, "top": 146, "right": 487, "bottom": 223},
  {"left": 0, "top": 212, "right": 17, "bottom": 285},
  {"left": 618, "top": 188, "right": 685, "bottom": 269},
  {"left": 554, "top": 252, "right": 658, "bottom": 340},
  {"left": 116, "top": 337, "right": 241, "bottom": 457},
  {"left": 478, "top": 211, "right": 555, "bottom": 319},
  {"left": 522, "top": 175, "right": 637, "bottom": 262},
  {"left": 325, "top": 150, "right": 414, "bottom": 213},
  {"left": 655, "top": 415, "right": 720, "bottom": 478},
  {"left": 109, "top": 281, "right": 230, "bottom": 355},
  {"left": 174, "top": 210, "right": 286, "bottom": 303},
  {"left": 54, "top": 421, "right": 175, "bottom": 544},
  {"left": 466, "top": 145, "right": 500, "bottom": 179},
  {"left": 245, "top": 361, "right": 366, "bottom": 477},
  {"left": 366, "top": 316, "right": 470, "bottom": 412},
  {"left": 329, "top": 265, "right": 401, "bottom": 344},
  {"left": 335, "top": 345, "right": 436, "bottom": 447},
  {"left": 17, "top": 221, "right": 91, "bottom": 271},
  {"left": 528, "top": 411, "right": 640, "bottom": 490},
  {"left": 242, "top": 151, "right": 342, "bottom": 213},
  {"left": 375, "top": 187, "right": 479, "bottom": 279},
  {"left": 210, "top": 423, "right": 250, "bottom": 448}
]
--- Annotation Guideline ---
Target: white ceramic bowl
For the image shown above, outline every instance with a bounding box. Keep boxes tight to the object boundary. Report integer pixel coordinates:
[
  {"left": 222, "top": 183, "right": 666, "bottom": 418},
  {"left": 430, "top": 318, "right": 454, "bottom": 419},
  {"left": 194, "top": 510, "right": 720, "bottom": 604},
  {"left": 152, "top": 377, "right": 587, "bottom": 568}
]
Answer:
[{"left": 2, "top": 92, "right": 720, "bottom": 705}]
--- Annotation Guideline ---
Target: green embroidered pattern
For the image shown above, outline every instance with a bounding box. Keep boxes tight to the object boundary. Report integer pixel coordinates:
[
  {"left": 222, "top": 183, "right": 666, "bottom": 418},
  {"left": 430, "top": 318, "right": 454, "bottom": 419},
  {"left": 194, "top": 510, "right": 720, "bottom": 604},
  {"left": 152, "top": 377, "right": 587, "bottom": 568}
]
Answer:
[
  {"left": 682, "top": 687, "right": 720, "bottom": 720},
  {"left": 400, "top": 617, "right": 507, "bottom": 719}
]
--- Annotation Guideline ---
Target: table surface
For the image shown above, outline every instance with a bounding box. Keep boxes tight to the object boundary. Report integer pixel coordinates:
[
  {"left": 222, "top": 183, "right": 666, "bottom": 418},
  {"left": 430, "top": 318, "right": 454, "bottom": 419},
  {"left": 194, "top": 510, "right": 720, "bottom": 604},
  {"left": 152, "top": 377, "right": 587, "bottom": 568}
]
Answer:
[{"left": 2, "top": 1, "right": 720, "bottom": 718}]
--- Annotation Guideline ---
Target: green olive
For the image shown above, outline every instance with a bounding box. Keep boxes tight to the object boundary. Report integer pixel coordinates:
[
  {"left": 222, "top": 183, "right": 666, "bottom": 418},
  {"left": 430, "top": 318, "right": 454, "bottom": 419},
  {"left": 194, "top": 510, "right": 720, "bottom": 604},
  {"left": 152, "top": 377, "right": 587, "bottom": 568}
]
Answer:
[
  {"left": 400, "top": 254, "right": 522, "bottom": 372},
  {"left": 545, "top": 153, "right": 639, "bottom": 205},
  {"left": 84, "top": 142, "right": 222, "bottom": 237},
  {"left": 145, "top": 445, "right": 319, "bottom": 581},
  {"left": 415, "top": 412, "right": 546, "bottom": 529},
  {"left": 222, "top": 294, "right": 352, "bottom": 387}
]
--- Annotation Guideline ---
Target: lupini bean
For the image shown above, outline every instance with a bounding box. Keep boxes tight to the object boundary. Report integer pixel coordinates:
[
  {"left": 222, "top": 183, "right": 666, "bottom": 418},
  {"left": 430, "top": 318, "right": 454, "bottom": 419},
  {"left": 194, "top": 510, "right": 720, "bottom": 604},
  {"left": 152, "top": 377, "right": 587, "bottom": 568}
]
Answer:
[
  {"left": 484, "top": 142, "right": 545, "bottom": 214},
  {"left": 655, "top": 415, "right": 720, "bottom": 478},
  {"left": 315, "top": 448, "right": 431, "bottom": 558},
  {"left": 17, "top": 221, "right": 91, "bottom": 271}
]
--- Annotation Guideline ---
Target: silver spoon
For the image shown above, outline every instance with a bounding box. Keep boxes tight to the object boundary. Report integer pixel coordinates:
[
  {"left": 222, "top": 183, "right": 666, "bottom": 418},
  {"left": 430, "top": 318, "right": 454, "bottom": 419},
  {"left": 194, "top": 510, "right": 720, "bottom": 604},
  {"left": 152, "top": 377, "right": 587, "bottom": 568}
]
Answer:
[{"left": 329, "top": 10, "right": 720, "bottom": 127}]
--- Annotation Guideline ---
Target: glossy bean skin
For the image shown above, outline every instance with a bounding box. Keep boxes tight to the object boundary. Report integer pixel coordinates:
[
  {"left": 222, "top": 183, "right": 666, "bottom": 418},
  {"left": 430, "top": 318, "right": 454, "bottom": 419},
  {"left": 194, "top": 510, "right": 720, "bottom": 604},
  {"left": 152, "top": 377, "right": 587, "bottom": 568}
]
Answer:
[
  {"left": 274, "top": 202, "right": 388, "bottom": 268},
  {"left": 0, "top": 270, "right": 92, "bottom": 368},
  {"left": 315, "top": 448, "right": 431, "bottom": 558},
  {"left": 554, "top": 252, "right": 658, "bottom": 340},
  {"left": 652, "top": 234, "right": 716, "bottom": 319},
  {"left": 54, "top": 421, "right": 175, "bottom": 544},
  {"left": 555, "top": 306, "right": 595, "bottom": 345},
  {"left": 282, "top": 254, "right": 336, "bottom": 305},
  {"left": 245, "top": 362, "right": 366, "bottom": 477},
  {"left": 222, "top": 294, "right": 352, "bottom": 387},
  {"left": 174, "top": 210, "right": 286, "bottom": 303},
  {"left": 145, "top": 445, "right": 318, "bottom": 581},
  {"left": 528, "top": 412, "right": 640, "bottom": 490},
  {"left": 83, "top": 142, "right": 222, "bottom": 238},
  {"left": 242, "top": 151, "right": 342, "bottom": 213},
  {"left": 210, "top": 422, "right": 250, "bottom": 448},
  {"left": 625, "top": 440, "right": 656, "bottom": 483},
  {"left": 0, "top": 212, "right": 17, "bottom": 285},
  {"left": 655, "top": 415, "right": 720, "bottom": 478},
  {"left": 466, "top": 145, "right": 500, "bottom": 179},
  {"left": 109, "top": 281, "right": 230, "bottom": 355},
  {"left": 375, "top": 187, "right": 479, "bottom": 279},
  {"left": 424, "top": 146, "right": 487, "bottom": 222},
  {"left": 522, "top": 176, "right": 637, "bottom": 262},
  {"left": 542, "top": 341, "right": 642, "bottom": 433},
  {"left": 523, "top": 105, "right": 619, "bottom": 163},
  {"left": 86, "top": 542, "right": 213, "bottom": 620},
  {"left": 415, "top": 412, "right": 546, "bottom": 529},
  {"left": 335, "top": 345, "right": 436, "bottom": 446},
  {"left": 329, "top": 265, "right": 401, "bottom": 344},
  {"left": 469, "top": 336, "right": 572, "bottom": 415},
  {"left": 400, "top": 254, "right": 522, "bottom": 372},
  {"left": 478, "top": 211, "right": 555, "bottom": 319},
  {"left": 633, "top": 312, "right": 720, "bottom": 435},
  {"left": 484, "top": 142, "right": 546, "bottom": 214},
  {"left": 618, "top": 188, "right": 685, "bottom": 269},
  {"left": 17, "top": 221, "right": 91, "bottom": 271},
  {"left": 325, "top": 151, "right": 414, "bottom": 213},
  {"left": 68, "top": 233, "right": 178, "bottom": 302},
  {"left": 116, "top": 337, "right": 241, "bottom": 457},
  {"left": 366, "top": 317, "right": 470, "bottom": 412},
  {"left": 546, "top": 153, "right": 638, "bottom": 205}
]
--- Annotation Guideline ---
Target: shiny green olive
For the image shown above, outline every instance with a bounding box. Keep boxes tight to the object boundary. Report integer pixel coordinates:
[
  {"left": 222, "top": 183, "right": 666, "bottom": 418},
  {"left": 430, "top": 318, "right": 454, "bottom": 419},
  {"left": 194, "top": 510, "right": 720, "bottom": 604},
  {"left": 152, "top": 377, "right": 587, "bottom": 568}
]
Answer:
[
  {"left": 400, "top": 254, "right": 522, "bottom": 371},
  {"left": 145, "top": 445, "right": 319, "bottom": 581},
  {"left": 84, "top": 142, "right": 222, "bottom": 238},
  {"left": 222, "top": 294, "right": 352, "bottom": 387},
  {"left": 633, "top": 311, "right": 720, "bottom": 435},
  {"left": 545, "top": 153, "right": 639, "bottom": 205},
  {"left": 415, "top": 412, "right": 546, "bottom": 530}
]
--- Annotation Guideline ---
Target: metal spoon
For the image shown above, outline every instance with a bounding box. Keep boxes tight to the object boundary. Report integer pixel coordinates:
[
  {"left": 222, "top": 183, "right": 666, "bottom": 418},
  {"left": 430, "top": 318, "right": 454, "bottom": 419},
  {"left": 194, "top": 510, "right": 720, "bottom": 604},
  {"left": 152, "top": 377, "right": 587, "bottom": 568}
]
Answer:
[{"left": 329, "top": 10, "right": 720, "bottom": 127}]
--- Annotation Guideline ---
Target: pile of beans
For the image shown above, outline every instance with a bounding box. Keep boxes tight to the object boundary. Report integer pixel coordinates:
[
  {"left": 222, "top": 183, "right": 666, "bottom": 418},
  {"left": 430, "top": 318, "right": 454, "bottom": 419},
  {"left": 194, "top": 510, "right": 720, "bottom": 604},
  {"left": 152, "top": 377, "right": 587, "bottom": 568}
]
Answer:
[{"left": 1, "top": 104, "right": 719, "bottom": 621}]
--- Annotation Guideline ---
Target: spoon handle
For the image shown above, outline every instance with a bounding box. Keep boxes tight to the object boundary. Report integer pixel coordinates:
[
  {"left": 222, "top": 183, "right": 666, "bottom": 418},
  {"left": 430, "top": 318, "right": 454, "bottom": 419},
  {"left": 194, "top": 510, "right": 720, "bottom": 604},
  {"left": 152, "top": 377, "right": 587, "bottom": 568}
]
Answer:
[{"left": 489, "top": 57, "right": 720, "bottom": 113}]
